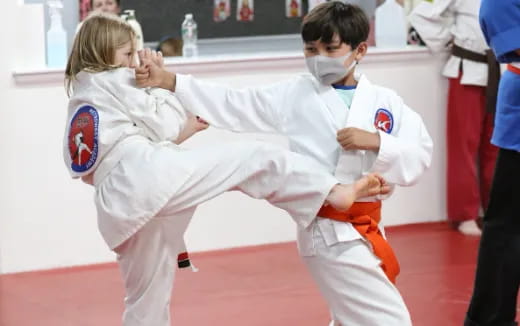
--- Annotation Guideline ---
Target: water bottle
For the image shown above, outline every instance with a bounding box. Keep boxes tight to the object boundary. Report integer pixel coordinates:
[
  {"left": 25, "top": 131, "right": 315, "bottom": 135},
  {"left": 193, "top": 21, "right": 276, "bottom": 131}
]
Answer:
[
  {"left": 46, "top": 0, "right": 67, "bottom": 67},
  {"left": 124, "top": 9, "right": 144, "bottom": 51},
  {"left": 181, "top": 13, "right": 198, "bottom": 57},
  {"left": 375, "top": 0, "right": 407, "bottom": 48}
]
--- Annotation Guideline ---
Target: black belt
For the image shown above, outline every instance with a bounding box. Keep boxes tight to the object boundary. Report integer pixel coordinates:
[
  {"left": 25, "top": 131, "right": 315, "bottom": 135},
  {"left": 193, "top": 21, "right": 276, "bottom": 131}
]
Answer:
[{"left": 452, "top": 44, "right": 500, "bottom": 113}]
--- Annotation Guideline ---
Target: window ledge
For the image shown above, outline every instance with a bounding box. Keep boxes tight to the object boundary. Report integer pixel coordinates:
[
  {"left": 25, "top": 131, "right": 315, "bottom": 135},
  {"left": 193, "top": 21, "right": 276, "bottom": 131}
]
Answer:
[{"left": 12, "top": 46, "right": 431, "bottom": 84}]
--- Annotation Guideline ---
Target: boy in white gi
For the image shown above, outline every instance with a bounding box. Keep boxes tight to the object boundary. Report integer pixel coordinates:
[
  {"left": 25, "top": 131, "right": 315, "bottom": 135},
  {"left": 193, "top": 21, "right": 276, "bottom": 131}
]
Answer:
[
  {"left": 136, "top": 2, "right": 433, "bottom": 325},
  {"left": 64, "top": 13, "right": 390, "bottom": 326}
]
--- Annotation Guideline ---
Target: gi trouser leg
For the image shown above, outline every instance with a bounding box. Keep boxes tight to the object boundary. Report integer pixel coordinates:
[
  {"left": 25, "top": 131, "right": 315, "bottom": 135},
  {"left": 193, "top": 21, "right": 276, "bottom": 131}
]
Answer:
[
  {"left": 447, "top": 77, "right": 498, "bottom": 223},
  {"left": 465, "top": 148, "right": 520, "bottom": 326},
  {"left": 116, "top": 141, "right": 339, "bottom": 326},
  {"left": 302, "top": 226, "right": 412, "bottom": 326}
]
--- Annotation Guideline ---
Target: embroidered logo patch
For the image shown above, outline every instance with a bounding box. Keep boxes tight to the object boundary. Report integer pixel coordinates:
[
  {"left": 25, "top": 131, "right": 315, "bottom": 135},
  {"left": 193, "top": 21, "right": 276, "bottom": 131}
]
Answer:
[
  {"left": 374, "top": 108, "right": 394, "bottom": 134},
  {"left": 68, "top": 105, "right": 99, "bottom": 173}
]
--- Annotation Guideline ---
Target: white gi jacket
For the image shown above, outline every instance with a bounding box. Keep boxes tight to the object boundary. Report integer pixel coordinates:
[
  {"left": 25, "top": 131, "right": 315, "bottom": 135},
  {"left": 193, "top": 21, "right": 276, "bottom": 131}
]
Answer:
[
  {"left": 63, "top": 68, "right": 191, "bottom": 249},
  {"left": 409, "top": 0, "right": 489, "bottom": 86},
  {"left": 174, "top": 73, "right": 433, "bottom": 256}
]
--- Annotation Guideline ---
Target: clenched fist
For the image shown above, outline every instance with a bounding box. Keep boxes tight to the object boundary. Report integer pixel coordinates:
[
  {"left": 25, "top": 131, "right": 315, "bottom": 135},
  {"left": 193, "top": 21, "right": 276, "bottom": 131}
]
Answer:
[{"left": 336, "top": 127, "right": 380, "bottom": 151}]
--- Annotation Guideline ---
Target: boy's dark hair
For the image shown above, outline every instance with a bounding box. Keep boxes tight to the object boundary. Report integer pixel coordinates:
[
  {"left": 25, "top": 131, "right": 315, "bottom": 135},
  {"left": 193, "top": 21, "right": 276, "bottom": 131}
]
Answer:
[{"left": 302, "top": 1, "right": 369, "bottom": 49}]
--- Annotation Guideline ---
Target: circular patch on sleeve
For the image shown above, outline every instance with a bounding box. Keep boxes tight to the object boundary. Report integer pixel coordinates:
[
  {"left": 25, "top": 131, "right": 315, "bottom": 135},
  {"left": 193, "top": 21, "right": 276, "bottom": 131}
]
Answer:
[
  {"left": 374, "top": 108, "right": 394, "bottom": 134},
  {"left": 68, "top": 105, "right": 99, "bottom": 173}
]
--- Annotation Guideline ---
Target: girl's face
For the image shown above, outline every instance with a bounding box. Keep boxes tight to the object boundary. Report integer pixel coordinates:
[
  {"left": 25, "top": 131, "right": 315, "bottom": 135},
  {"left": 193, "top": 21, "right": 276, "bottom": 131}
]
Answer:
[
  {"left": 92, "top": 0, "right": 120, "bottom": 15},
  {"left": 114, "top": 41, "right": 136, "bottom": 68}
]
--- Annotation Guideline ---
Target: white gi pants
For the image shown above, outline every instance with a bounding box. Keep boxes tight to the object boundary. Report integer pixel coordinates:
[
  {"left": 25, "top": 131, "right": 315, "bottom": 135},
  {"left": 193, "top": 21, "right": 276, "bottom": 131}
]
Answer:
[
  {"left": 112, "top": 141, "right": 339, "bottom": 326},
  {"left": 302, "top": 223, "right": 412, "bottom": 326}
]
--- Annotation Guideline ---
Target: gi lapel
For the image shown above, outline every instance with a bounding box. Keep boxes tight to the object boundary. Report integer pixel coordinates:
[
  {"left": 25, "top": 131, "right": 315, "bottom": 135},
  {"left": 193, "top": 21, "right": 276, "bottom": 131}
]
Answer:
[
  {"left": 316, "top": 80, "right": 349, "bottom": 130},
  {"left": 345, "top": 74, "right": 377, "bottom": 131},
  {"left": 334, "top": 75, "right": 378, "bottom": 182}
]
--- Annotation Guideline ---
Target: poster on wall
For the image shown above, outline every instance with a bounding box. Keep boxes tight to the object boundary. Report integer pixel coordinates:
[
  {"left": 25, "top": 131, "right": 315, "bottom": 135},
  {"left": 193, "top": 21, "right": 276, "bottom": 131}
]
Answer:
[
  {"left": 237, "top": 0, "right": 254, "bottom": 22},
  {"left": 286, "top": 0, "right": 302, "bottom": 18},
  {"left": 308, "top": 0, "right": 327, "bottom": 12},
  {"left": 214, "top": 0, "right": 231, "bottom": 22}
]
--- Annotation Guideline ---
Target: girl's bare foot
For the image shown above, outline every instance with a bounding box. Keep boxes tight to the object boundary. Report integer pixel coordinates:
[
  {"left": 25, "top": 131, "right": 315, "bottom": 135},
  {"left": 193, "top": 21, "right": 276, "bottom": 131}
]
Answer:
[{"left": 326, "top": 173, "right": 387, "bottom": 211}]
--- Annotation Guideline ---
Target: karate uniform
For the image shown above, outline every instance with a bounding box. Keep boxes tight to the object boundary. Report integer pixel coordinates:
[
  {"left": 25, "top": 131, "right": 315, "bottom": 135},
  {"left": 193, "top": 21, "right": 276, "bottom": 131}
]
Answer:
[
  {"left": 174, "top": 72, "right": 433, "bottom": 326},
  {"left": 409, "top": 0, "right": 498, "bottom": 224},
  {"left": 63, "top": 68, "right": 343, "bottom": 326},
  {"left": 465, "top": 1, "right": 520, "bottom": 325}
]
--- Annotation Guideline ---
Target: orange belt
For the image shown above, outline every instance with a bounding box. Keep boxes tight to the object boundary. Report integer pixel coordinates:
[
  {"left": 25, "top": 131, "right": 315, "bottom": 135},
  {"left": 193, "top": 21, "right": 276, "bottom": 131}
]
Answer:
[
  {"left": 318, "top": 202, "right": 400, "bottom": 283},
  {"left": 508, "top": 64, "right": 520, "bottom": 75}
]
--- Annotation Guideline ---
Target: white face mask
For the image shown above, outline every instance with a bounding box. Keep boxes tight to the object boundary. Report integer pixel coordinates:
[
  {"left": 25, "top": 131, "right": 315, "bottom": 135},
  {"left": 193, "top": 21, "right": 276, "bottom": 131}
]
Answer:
[{"left": 305, "top": 52, "right": 357, "bottom": 85}]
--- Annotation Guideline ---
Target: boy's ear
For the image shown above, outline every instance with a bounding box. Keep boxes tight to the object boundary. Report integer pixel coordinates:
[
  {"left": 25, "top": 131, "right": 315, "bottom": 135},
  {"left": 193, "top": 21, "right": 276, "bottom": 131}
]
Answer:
[{"left": 355, "top": 42, "right": 368, "bottom": 61}]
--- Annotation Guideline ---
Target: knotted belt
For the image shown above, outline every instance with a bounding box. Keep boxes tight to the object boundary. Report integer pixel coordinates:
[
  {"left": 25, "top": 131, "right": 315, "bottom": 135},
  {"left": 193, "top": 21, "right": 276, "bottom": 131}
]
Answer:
[
  {"left": 452, "top": 44, "right": 501, "bottom": 113},
  {"left": 318, "top": 201, "right": 400, "bottom": 283}
]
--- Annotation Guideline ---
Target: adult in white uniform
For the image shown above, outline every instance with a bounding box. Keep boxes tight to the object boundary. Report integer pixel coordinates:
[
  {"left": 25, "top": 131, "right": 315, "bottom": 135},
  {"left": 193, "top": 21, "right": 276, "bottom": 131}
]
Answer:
[
  {"left": 409, "top": 0, "right": 499, "bottom": 236},
  {"left": 64, "top": 13, "right": 388, "bottom": 326},
  {"left": 136, "top": 3, "right": 432, "bottom": 325}
]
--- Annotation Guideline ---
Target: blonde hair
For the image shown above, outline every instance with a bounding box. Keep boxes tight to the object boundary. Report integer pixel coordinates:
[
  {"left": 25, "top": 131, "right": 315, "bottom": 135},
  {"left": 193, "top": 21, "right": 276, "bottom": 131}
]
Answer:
[{"left": 65, "top": 12, "right": 135, "bottom": 96}]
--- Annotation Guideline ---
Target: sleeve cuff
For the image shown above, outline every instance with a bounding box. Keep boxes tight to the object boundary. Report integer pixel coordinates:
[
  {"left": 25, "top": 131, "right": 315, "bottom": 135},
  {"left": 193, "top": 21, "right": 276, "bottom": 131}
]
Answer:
[
  {"left": 491, "top": 26, "right": 520, "bottom": 62},
  {"left": 372, "top": 130, "right": 399, "bottom": 173},
  {"left": 175, "top": 74, "right": 191, "bottom": 95}
]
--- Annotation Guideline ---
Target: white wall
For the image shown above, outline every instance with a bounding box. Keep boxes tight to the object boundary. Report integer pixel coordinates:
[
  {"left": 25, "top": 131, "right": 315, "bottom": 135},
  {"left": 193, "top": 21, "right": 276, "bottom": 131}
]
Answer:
[
  {"left": 0, "top": 1, "right": 110, "bottom": 275},
  {"left": 360, "top": 59, "right": 448, "bottom": 226},
  {"left": 1, "top": 2, "right": 448, "bottom": 274}
]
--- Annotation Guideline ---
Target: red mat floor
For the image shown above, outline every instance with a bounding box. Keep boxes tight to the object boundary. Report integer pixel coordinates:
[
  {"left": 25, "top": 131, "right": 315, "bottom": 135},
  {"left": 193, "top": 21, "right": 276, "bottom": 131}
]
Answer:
[{"left": 0, "top": 222, "right": 518, "bottom": 326}]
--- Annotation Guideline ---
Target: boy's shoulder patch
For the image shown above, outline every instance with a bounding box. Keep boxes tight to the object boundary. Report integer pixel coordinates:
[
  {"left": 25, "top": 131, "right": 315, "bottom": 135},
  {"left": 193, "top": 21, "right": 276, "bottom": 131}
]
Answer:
[
  {"left": 68, "top": 105, "right": 99, "bottom": 173},
  {"left": 374, "top": 108, "right": 394, "bottom": 134}
]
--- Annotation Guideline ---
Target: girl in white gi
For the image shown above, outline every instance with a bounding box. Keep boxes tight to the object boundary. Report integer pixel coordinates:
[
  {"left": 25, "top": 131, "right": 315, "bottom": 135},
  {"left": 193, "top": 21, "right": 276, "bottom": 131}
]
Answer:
[
  {"left": 64, "top": 13, "right": 390, "bottom": 326},
  {"left": 409, "top": 0, "right": 499, "bottom": 236},
  {"left": 136, "top": 2, "right": 433, "bottom": 325}
]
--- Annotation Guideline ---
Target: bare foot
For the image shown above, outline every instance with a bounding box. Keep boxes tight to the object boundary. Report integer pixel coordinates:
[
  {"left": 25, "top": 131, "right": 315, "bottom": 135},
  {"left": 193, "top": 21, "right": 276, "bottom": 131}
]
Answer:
[
  {"left": 458, "top": 220, "right": 482, "bottom": 236},
  {"left": 326, "top": 173, "right": 385, "bottom": 211},
  {"left": 377, "top": 174, "right": 391, "bottom": 195}
]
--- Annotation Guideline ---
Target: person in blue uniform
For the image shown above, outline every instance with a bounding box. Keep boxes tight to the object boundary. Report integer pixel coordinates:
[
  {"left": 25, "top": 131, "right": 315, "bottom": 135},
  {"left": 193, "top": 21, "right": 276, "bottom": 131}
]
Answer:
[{"left": 465, "top": 0, "right": 520, "bottom": 325}]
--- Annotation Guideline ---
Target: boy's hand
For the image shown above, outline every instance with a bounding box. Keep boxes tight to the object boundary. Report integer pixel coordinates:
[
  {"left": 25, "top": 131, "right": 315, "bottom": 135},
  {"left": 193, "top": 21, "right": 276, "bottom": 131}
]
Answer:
[
  {"left": 135, "top": 50, "right": 175, "bottom": 91},
  {"left": 137, "top": 48, "right": 165, "bottom": 68},
  {"left": 337, "top": 127, "right": 380, "bottom": 151}
]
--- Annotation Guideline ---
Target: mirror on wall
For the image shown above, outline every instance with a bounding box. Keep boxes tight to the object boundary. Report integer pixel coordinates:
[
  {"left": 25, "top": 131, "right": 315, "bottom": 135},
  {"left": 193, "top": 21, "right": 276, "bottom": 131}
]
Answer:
[{"left": 23, "top": 0, "right": 78, "bottom": 57}]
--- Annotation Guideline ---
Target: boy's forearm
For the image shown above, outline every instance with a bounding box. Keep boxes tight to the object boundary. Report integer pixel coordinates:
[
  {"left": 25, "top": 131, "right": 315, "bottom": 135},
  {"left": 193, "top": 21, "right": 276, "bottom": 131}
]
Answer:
[
  {"left": 370, "top": 132, "right": 381, "bottom": 152},
  {"left": 160, "top": 70, "right": 176, "bottom": 92}
]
